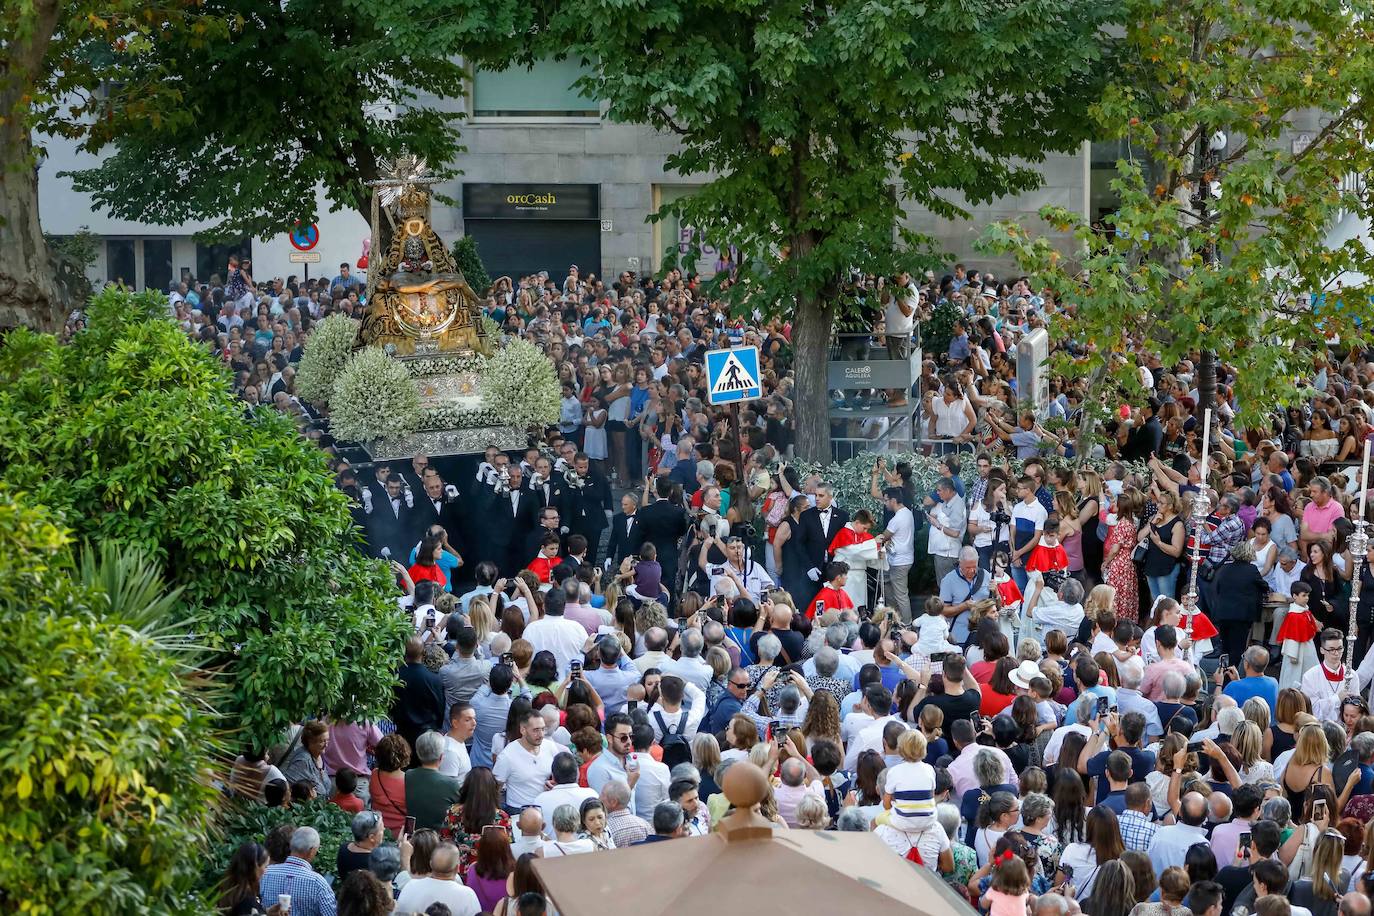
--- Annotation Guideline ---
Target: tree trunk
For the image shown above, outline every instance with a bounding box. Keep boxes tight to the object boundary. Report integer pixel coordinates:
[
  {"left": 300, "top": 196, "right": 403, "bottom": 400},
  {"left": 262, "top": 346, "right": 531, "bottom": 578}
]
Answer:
[
  {"left": 1075, "top": 362, "right": 1110, "bottom": 457},
  {"left": 0, "top": 130, "right": 63, "bottom": 333},
  {"left": 792, "top": 290, "right": 835, "bottom": 463},
  {"left": 0, "top": 0, "right": 65, "bottom": 332}
]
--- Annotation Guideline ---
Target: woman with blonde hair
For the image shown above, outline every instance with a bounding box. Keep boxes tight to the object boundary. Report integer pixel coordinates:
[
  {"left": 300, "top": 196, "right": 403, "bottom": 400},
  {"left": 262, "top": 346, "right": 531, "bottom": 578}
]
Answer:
[
  {"left": 1291, "top": 829, "right": 1349, "bottom": 916},
  {"left": 1076, "top": 468, "right": 1106, "bottom": 585},
  {"left": 467, "top": 596, "right": 497, "bottom": 651},
  {"left": 1078, "top": 584, "right": 1117, "bottom": 644},
  {"left": 919, "top": 704, "right": 949, "bottom": 762},
  {"left": 1282, "top": 724, "right": 1335, "bottom": 818},
  {"left": 1233, "top": 721, "right": 1276, "bottom": 785}
]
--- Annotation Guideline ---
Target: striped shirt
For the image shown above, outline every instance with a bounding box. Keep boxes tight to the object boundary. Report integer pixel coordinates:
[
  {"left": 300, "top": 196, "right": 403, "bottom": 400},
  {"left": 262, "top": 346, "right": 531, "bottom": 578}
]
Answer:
[
  {"left": 883, "top": 760, "right": 936, "bottom": 831},
  {"left": 260, "top": 857, "right": 336, "bottom": 916}
]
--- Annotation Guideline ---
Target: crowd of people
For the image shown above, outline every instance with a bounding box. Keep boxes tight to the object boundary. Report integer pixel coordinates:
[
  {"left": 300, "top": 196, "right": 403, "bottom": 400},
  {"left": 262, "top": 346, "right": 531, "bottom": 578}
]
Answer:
[{"left": 147, "top": 255, "right": 1374, "bottom": 916}]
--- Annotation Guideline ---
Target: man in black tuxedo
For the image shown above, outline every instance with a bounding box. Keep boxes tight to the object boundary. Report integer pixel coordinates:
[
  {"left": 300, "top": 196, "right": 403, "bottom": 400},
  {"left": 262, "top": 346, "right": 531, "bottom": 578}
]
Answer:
[
  {"left": 523, "top": 504, "right": 565, "bottom": 568},
  {"left": 480, "top": 463, "right": 539, "bottom": 575},
  {"left": 365, "top": 473, "right": 415, "bottom": 561},
  {"left": 400, "top": 454, "right": 431, "bottom": 496},
  {"left": 528, "top": 456, "right": 567, "bottom": 515},
  {"left": 563, "top": 453, "right": 613, "bottom": 566},
  {"left": 632, "top": 477, "right": 690, "bottom": 598},
  {"left": 605, "top": 491, "right": 640, "bottom": 569},
  {"left": 797, "top": 484, "right": 849, "bottom": 588},
  {"left": 362, "top": 463, "right": 394, "bottom": 509},
  {"left": 414, "top": 473, "right": 464, "bottom": 557}
]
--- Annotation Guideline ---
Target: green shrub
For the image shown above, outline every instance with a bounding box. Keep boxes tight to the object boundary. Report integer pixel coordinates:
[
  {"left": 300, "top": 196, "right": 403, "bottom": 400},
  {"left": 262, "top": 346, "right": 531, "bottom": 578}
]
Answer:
[
  {"left": 206, "top": 799, "right": 354, "bottom": 891},
  {"left": 922, "top": 298, "right": 962, "bottom": 360},
  {"left": 0, "top": 489, "right": 218, "bottom": 915},
  {"left": 451, "top": 234, "right": 492, "bottom": 295},
  {"left": 0, "top": 287, "right": 410, "bottom": 749}
]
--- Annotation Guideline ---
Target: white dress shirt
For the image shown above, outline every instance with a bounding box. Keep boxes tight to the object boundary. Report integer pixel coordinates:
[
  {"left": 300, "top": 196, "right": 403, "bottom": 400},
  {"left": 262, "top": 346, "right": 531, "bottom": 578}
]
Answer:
[{"left": 522, "top": 614, "right": 590, "bottom": 677}]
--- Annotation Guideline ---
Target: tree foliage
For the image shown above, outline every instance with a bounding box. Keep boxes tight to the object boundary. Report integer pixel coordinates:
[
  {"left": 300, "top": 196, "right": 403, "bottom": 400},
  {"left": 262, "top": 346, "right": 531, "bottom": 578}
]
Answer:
[
  {"left": 476, "top": 0, "right": 1116, "bottom": 459},
  {"left": 981, "top": 0, "right": 1374, "bottom": 429},
  {"left": 0, "top": 287, "right": 410, "bottom": 748},
  {"left": 0, "top": 491, "right": 218, "bottom": 916},
  {"left": 65, "top": 0, "right": 527, "bottom": 241},
  {"left": 206, "top": 799, "right": 353, "bottom": 892},
  {"left": 452, "top": 235, "right": 492, "bottom": 297}
]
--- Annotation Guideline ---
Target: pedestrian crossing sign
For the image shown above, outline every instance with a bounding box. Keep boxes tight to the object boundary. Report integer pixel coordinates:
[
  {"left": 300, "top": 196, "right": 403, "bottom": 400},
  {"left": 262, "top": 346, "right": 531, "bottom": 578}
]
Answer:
[{"left": 705, "top": 345, "right": 762, "bottom": 405}]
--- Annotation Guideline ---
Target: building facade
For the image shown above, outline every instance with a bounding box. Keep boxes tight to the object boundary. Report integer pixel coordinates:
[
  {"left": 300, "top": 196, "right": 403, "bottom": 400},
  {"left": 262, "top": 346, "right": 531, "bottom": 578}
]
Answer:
[{"left": 41, "top": 58, "right": 1112, "bottom": 292}]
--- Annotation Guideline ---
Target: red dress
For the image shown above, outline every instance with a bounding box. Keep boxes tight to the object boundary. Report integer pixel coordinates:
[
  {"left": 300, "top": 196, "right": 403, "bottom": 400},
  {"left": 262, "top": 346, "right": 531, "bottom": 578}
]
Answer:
[
  {"left": 408, "top": 561, "right": 448, "bottom": 592},
  {"left": 1103, "top": 518, "right": 1140, "bottom": 622}
]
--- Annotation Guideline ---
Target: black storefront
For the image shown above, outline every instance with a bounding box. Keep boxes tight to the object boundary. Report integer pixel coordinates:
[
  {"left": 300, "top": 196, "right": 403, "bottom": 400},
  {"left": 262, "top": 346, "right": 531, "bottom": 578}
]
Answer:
[{"left": 462, "top": 183, "right": 601, "bottom": 281}]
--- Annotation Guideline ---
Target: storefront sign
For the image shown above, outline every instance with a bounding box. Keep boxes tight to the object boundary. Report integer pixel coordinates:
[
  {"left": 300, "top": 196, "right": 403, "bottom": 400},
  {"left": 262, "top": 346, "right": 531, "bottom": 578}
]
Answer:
[
  {"left": 463, "top": 183, "right": 599, "bottom": 220},
  {"left": 827, "top": 359, "right": 912, "bottom": 390}
]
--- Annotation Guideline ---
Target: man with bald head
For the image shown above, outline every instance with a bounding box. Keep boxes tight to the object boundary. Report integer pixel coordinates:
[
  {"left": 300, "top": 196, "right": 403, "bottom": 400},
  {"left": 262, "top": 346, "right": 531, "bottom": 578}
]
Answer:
[
  {"left": 1149, "top": 791, "right": 1211, "bottom": 874},
  {"left": 749, "top": 602, "right": 805, "bottom": 666},
  {"left": 394, "top": 841, "right": 481, "bottom": 915}
]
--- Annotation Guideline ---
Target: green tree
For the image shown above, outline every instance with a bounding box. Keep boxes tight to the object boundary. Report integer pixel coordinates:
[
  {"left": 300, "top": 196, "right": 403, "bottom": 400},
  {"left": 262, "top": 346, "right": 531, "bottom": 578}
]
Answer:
[
  {"left": 981, "top": 0, "right": 1374, "bottom": 436},
  {"left": 479, "top": 0, "right": 1115, "bottom": 460},
  {"left": 0, "top": 287, "right": 410, "bottom": 748},
  {"left": 0, "top": 1, "right": 214, "bottom": 330},
  {"left": 0, "top": 493, "right": 218, "bottom": 916},
  {"left": 67, "top": 0, "right": 525, "bottom": 244},
  {"left": 452, "top": 235, "right": 493, "bottom": 297}
]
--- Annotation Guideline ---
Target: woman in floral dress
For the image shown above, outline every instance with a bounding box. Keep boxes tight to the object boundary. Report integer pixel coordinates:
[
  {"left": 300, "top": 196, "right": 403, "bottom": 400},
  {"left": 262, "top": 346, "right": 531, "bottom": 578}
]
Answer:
[
  {"left": 1101, "top": 486, "right": 1142, "bottom": 623},
  {"left": 438, "top": 767, "right": 510, "bottom": 879}
]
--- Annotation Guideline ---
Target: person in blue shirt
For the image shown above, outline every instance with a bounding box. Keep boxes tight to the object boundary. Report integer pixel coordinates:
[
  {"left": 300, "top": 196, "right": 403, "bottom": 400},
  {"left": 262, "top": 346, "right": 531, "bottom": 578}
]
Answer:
[
  {"left": 1219, "top": 646, "right": 1279, "bottom": 720},
  {"left": 947, "top": 319, "right": 971, "bottom": 365}
]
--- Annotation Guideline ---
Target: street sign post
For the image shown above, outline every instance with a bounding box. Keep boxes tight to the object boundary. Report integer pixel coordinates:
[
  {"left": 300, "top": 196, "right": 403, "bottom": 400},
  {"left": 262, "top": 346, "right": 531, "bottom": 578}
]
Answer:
[
  {"left": 705, "top": 345, "right": 762, "bottom": 484},
  {"left": 705, "top": 345, "right": 762, "bottom": 405},
  {"left": 290, "top": 223, "right": 321, "bottom": 281}
]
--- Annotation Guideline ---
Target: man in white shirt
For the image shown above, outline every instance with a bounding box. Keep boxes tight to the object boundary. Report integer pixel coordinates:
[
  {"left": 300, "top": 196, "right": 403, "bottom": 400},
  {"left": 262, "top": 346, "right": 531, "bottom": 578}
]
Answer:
[
  {"left": 522, "top": 589, "right": 589, "bottom": 678},
  {"left": 925, "top": 478, "right": 966, "bottom": 586},
  {"left": 645, "top": 675, "right": 706, "bottom": 742},
  {"left": 394, "top": 844, "right": 481, "bottom": 916},
  {"left": 438, "top": 703, "right": 475, "bottom": 787},
  {"left": 660, "top": 628, "right": 713, "bottom": 692},
  {"left": 883, "top": 272, "right": 918, "bottom": 407},
  {"left": 628, "top": 721, "right": 671, "bottom": 819},
  {"left": 532, "top": 752, "right": 597, "bottom": 838},
  {"left": 1148, "top": 792, "right": 1211, "bottom": 874},
  {"left": 876, "top": 487, "right": 916, "bottom": 621},
  {"left": 706, "top": 537, "right": 773, "bottom": 604},
  {"left": 633, "top": 627, "right": 672, "bottom": 674},
  {"left": 492, "top": 708, "right": 559, "bottom": 812}
]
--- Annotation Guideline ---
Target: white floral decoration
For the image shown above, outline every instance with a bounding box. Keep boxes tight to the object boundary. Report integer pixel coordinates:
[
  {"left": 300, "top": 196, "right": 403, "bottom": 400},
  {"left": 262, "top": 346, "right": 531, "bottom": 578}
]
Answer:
[
  {"left": 294, "top": 314, "right": 360, "bottom": 405},
  {"left": 480, "top": 337, "right": 561, "bottom": 430},
  {"left": 329, "top": 346, "right": 421, "bottom": 443}
]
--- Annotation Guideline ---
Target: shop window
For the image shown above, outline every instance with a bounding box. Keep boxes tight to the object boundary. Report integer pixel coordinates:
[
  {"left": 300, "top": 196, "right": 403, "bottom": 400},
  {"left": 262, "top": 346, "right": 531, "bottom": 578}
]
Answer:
[
  {"left": 472, "top": 58, "right": 598, "bottom": 118},
  {"left": 106, "top": 239, "right": 136, "bottom": 287}
]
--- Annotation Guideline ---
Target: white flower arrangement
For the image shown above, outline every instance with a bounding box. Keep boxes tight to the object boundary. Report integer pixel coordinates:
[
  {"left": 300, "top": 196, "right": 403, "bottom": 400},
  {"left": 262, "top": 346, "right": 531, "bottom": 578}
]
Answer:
[
  {"left": 480, "top": 337, "right": 561, "bottom": 430},
  {"left": 294, "top": 314, "right": 360, "bottom": 405},
  {"left": 329, "top": 345, "right": 421, "bottom": 443}
]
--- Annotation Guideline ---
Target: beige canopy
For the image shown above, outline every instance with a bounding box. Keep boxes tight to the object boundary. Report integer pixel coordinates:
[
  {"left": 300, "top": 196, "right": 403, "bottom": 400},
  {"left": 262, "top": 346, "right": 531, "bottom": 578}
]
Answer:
[{"left": 531, "top": 765, "right": 971, "bottom": 916}]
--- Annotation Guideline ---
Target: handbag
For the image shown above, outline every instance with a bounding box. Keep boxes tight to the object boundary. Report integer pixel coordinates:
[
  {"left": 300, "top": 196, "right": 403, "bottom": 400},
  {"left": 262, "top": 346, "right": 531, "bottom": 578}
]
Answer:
[{"left": 1132, "top": 541, "right": 1149, "bottom": 563}]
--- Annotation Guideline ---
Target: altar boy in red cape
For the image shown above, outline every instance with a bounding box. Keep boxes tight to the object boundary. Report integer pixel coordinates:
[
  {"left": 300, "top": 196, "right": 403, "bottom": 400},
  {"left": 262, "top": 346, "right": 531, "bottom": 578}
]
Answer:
[
  {"left": 807, "top": 561, "right": 855, "bottom": 620},
  {"left": 823, "top": 510, "right": 882, "bottom": 611}
]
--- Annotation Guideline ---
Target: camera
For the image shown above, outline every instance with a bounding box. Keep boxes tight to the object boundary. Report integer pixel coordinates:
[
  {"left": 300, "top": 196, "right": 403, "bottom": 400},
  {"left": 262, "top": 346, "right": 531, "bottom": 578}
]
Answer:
[
  {"left": 735, "top": 523, "right": 757, "bottom": 542},
  {"left": 990, "top": 508, "right": 1012, "bottom": 528}
]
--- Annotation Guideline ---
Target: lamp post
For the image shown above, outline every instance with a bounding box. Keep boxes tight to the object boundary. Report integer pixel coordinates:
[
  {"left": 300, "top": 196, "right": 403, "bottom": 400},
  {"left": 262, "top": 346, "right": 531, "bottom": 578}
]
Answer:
[
  {"left": 1182, "top": 407, "right": 1213, "bottom": 639},
  {"left": 1347, "top": 437, "right": 1371, "bottom": 676}
]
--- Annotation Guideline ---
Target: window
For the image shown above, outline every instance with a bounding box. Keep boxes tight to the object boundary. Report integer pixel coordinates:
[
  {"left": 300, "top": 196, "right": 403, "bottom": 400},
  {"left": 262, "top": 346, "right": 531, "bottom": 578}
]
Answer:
[
  {"left": 472, "top": 58, "right": 598, "bottom": 118},
  {"left": 196, "top": 239, "right": 252, "bottom": 286},
  {"left": 143, "top": 239, "right": 172, "bottom": 294},
  {"left": 106, "top": 240, "right": 136, "bottom": 287}
]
